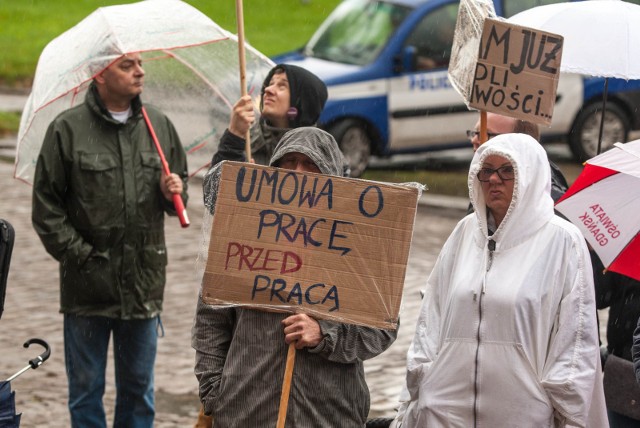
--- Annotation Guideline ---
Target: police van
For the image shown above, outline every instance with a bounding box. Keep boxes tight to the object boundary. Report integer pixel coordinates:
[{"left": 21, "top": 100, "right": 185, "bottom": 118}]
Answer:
[{"left": 273, "top": 0, "right": 640, "bottom": 176}]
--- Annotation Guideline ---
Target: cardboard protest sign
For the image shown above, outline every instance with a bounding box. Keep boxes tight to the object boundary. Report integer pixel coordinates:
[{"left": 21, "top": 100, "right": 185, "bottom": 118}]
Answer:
[
  {"left": 448, "top": 0, "right": 497, "bottom": 105},
  {"left": 470, "top": 18, "right": 563, "bottom": 125},
  {"left": 202, "top": 161, "right": 420, "bottom": 330}
]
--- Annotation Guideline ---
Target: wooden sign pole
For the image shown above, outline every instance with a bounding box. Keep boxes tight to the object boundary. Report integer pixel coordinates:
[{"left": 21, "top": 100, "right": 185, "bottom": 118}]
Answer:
[
  {"left": 480, "top": 110, "right": 488, "bottom": 144},
  {"left": 235, "top": 0, "right": 252, "bottom": 161},
  {"left": 276, "top": 343, "right": 297, "bottom": 428}
]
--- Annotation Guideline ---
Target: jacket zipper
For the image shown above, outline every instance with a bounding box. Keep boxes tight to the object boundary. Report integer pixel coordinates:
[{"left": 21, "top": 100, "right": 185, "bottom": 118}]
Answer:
[{"left": 473, "top": 238, "right": 495, "bottom": 428}]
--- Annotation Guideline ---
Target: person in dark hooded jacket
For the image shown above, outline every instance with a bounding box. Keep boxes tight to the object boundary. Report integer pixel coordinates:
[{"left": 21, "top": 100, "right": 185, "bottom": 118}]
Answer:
[
  {"left": 192, "top": 127, "right": 396, "bottom": 427},
  {"left": 208, "top": 63, "right": 332, "bottom": 168},
  {"left": 32, "top": 53, "right": 188, "bottom": 427},
  {"left": 194, "top": 64, "right": 343, "bottom": 427}
]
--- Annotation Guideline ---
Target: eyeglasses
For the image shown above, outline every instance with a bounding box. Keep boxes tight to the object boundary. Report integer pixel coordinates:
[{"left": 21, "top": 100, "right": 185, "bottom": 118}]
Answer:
[
  {"left": 466, "top": 130, "right": 501, "bottom": 140},
  {"left": 477, "top": 165, "right": 515, "bottom": 182}
]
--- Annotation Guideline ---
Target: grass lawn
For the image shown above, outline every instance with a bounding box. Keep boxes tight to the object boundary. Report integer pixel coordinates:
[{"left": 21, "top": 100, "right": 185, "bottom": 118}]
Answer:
[{"left": 0, "top": 0, "right": 341, "bottom": 86}]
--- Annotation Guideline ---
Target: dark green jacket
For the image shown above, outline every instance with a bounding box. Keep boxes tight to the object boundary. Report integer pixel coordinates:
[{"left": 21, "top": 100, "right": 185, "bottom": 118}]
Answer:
[{"left": 32, "top": 83, "right": 188, "bottom": 319}]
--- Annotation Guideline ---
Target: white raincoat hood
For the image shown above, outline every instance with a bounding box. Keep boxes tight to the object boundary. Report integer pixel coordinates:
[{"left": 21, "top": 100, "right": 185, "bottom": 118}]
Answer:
[{"left": 469, "top": 133, "right": 555, "bottom": 250}]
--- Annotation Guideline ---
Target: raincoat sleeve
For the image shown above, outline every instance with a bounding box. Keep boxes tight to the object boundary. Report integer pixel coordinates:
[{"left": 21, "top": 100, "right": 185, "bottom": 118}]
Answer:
[
  {"left": 210, "top": 129, "right": 247, "bottom": 167},
  {"left": 191, "top": 296, "right": 235, "bottom": 415},
  {"left": 32, "top": 121, "right": 92, "bottom": 264},
  {"left": 210, "top": 120, "right": 265, "bottom": 168},
  {"left": 591, "top": 248, "right": 614, "bottom": 310},
  {"left": 393, "top": 224, "right": 460, "bottom": 426},
  {"left": 540, "top": 235, "right": 601, "bottom": 427},
  {"left": 310, "top": 319, "right": 397, "bottom": 363},
  {"left": 404, "top": 273, "right": 443, "bottom": 393}
]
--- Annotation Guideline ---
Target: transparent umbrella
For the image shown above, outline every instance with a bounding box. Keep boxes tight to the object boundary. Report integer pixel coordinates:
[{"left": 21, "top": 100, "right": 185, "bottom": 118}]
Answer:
[{"left": 15, "top": 0, "right": 274, "bottom": 185}]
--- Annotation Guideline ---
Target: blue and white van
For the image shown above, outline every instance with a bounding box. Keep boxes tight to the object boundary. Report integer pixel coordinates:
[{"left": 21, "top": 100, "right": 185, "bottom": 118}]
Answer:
[{"left": 273, "top": 0, "right": 640, "bottom": 176}]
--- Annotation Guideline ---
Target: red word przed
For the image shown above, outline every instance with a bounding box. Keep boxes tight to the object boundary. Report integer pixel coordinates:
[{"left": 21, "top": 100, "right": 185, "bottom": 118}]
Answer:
[{"left": 225, "top": 242, "right": 303, "bottom": 274}]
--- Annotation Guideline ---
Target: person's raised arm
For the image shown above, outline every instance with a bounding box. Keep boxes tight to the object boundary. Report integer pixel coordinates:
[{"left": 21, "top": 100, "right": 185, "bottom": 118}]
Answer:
[
  {"left": 228, "top": 95, "right": 255, "bottom": 139},
  {"left": 210, "top": 96, "right": 255, "bottom": 167}
]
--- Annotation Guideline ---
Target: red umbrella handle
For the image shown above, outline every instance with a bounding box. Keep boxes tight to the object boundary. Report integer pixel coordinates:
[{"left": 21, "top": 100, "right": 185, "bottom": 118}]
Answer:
[{"left": 141, "top": 107, "right": 190, "bottom": 228}]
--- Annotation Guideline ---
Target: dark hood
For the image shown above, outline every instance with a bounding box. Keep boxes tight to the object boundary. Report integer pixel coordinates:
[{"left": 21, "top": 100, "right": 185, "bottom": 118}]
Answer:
[
  {"left": 269, "top": 127, "right": 343, "bottom": 177},
  {"left": 260, "top": 64, "right": 328, "bottom": 128}
]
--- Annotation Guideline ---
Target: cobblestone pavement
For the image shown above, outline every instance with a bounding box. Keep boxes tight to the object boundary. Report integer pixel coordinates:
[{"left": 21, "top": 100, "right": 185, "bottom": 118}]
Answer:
[{"left": 0, "top": 156, "right": 468, "bottom": 426}]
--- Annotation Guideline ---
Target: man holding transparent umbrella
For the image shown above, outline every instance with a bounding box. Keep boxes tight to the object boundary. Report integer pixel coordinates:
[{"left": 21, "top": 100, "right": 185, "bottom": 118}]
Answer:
[{"left": 32, "top": 52, "right": 188, "bottom": 427}]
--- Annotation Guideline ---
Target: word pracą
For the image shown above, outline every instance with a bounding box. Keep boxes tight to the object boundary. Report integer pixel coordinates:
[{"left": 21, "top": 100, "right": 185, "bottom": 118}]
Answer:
[{"left": 224, "top": 242, "right": 341, "bottom": 312}]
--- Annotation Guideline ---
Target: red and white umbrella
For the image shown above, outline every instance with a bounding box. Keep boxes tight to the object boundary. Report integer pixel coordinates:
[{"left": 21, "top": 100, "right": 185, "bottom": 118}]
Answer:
[{"left": 555, "top": 139, "right": 640, "bottom": 281}]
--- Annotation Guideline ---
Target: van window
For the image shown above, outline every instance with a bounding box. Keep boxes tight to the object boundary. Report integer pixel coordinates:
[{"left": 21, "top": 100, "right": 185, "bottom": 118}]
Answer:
[
  {"left": 502, "top": 0, "right": 567, "bottom": 18},
  {"left": 305, "top": 0, "right": 411, "bottom": 66},
  {"left": 402, "top": 3, "right": 459, "bottom": 71}
]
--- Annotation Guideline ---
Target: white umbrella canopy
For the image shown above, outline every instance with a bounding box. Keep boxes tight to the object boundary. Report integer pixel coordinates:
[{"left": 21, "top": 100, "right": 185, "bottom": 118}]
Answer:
[
  {"left": 508, "top": 0, "right": 640, "bottom": 80},
  {"left": 16, "top": 0, "right": 274, "bottom": 184}
]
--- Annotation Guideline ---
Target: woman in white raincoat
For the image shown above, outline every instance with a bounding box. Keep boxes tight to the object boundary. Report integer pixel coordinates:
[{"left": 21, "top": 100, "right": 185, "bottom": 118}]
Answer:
[{"left": 393, "top": 134, "right": 607, "bottom": 427}]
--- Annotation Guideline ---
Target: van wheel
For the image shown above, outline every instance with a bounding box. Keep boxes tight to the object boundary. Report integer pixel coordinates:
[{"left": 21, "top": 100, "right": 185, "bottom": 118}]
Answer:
[
  {"left": 329, "top": 120, "right": 371, "bottom": 177},
  {"left": 569, "top": 102, "right": 629, "bottom": 162}
]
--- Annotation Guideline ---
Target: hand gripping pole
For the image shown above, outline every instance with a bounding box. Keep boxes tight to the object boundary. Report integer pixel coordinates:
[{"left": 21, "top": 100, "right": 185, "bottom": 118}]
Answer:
[{"left": 141, "top": 106, "right": 190, "bottom": 228}]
